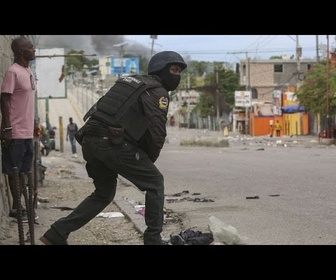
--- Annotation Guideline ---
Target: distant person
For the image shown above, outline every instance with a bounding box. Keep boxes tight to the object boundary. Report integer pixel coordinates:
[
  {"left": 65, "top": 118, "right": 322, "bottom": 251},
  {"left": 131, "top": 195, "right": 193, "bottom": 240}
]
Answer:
[
  {"left": 39, "top": 51, "right": 187, "bottom": 245},
  {"left": 39, "top": 122, "right": 51, "bottom": 156},
  {"left": 66, "top": 117, "right": 78, "bottom": 157},
  {"left": 275, "top": 120, "right": 281, "bottom": 137},
  {"left": 169, "top": 115, "right": 175, "bottom": 126},
  {"left": 269, "top": 124, "right": 274, "bottom": 137},
  {"left": 0, "top": 36, "right": 36, "bottom": 222}
]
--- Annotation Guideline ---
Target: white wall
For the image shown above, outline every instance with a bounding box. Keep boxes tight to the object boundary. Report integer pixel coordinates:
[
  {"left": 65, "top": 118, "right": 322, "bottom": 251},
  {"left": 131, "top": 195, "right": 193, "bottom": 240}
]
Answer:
[{"left": 35, "top": 48, "right": 66, "bottom": 99}]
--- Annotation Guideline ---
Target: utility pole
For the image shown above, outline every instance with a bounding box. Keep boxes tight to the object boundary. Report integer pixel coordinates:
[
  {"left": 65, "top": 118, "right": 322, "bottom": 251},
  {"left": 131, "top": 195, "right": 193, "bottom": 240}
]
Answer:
[
  {"left": 120, "top": 45, "right": 125, "bottom": 76},
  {"left": 215, "top": 66, "right": 220, "bottom": 129},
  {"left": 295, "top": 35, "right": 302, "bottom": 89},
  {"left": 187, "top": 73, "right": 191, "bottom": 127},
  {"left": 316, "top": 35, "right": 320, "bottom": 63},
  {"left": 227, "top": 50, "right": 251, "bottom": 135},
  {"left": 287, "top": 35, "right": 302, "bottom": 85},
  {"left": 245, "top": 52, "right": 250, "bottom": 135},
  {"left": 326, "top": 35, "right": 331, "bottom": 138},
  {"left": 113, "top": 42, "right": 128, "bottom": 77},
  {"left": 150, "top": 35, "right": 157, "bottom": 56}
]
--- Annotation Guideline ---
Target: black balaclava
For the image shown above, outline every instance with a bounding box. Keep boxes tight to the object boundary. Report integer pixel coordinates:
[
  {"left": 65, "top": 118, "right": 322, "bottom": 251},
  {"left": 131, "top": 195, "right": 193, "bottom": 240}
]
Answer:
[{"left": 156, "top": 64, "right": 181, "bottom": 91}]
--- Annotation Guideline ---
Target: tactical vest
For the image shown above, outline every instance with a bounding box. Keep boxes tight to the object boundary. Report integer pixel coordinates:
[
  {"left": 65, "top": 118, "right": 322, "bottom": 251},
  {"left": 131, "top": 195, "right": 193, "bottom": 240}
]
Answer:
[{"left": 83, "top": 75, "right": 162, "bottom": 141}]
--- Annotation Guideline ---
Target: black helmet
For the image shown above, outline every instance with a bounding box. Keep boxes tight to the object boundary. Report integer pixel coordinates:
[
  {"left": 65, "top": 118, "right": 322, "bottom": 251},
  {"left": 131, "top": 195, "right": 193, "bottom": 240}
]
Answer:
[{"left": 148, "top": 51, "right": 187, "bottom": 74}]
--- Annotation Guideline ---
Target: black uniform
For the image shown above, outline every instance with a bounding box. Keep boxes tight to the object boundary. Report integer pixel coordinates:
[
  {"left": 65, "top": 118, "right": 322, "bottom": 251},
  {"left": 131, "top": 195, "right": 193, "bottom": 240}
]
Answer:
[
  {"left": 40, "top": 50, "right": 187, "bottom": 245},
  {"left": 44, "top": 75, "right": 170, "bottom": 245}
]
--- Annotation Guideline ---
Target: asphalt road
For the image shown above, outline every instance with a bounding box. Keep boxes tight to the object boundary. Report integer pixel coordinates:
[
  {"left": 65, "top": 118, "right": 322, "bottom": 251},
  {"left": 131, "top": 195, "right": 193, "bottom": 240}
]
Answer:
[{"left": 155, "top": 130, "right": 336, "bottom": 245}]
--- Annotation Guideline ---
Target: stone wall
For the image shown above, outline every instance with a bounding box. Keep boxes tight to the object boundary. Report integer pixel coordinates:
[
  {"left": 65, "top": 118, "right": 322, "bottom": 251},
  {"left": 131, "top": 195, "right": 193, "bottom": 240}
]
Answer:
[{"left": 0, "top": 35, "right": 14, "bottom": 237}]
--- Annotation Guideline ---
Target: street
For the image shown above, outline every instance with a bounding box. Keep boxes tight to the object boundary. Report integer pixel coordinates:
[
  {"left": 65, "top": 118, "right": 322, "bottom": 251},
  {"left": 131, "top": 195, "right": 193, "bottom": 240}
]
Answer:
[{"left": 155, "top": 129, "right": 336, "bottom": 245}]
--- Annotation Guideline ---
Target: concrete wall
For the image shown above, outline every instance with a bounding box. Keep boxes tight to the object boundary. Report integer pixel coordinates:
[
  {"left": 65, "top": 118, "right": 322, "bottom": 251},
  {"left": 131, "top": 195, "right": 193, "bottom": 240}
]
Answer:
[
  {"left": 240, "top": 59, "right": 317, "bottom": 102},
  {"left": 0, "top": 35, "right": 14, "bottom": 238}
]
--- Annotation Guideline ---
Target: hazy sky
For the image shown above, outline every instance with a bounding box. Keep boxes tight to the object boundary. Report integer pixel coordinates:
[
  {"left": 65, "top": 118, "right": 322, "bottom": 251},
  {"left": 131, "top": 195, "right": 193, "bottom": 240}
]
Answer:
[
  {"left": 125, "top": 35, "right": 335, "bottom": 63},
  {"left": 37, "top": 35, "right": 335, "bottom": 63}
]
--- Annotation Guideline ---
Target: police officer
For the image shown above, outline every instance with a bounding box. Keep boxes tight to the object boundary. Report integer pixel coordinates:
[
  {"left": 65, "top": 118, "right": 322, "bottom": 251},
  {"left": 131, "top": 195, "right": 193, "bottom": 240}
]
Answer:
[{"left": 40, "top": 51, "right": 187, "bottom": 245}]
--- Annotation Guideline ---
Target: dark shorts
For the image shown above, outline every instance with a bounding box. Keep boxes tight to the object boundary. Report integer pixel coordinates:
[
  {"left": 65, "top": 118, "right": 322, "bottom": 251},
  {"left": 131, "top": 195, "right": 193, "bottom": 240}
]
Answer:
[{"left": 2, "top": 139, "right": 34, "bottom": 176}]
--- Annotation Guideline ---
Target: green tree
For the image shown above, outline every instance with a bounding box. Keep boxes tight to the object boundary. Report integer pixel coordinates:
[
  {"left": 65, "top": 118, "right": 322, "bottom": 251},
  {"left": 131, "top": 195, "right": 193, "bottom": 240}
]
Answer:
[
  {"left": 196, "top": 93, "right": 215, "bottom": 118},
  {"left": 196, "top": 65, "right": 241, "bottom": 117},
  {"left": 189, "top": 61, "right": 209, "bottom": 76},
  {"left": 295, "top": 61, "right": 336, "bottom": 116},
  {"left": 179, "top": 61, "right": 208, "bottom": 89},
  {"left": 65, "top": 50, "right": 84, "bottom": 73},
  {"left": 269, "top": 55, "right": 283, "bottom": 59},
  {"left": 139, "top": 55, "right": 149, "bottom": 74},
  {"left": 65, "top": 50, "right": 98, "bottom": 75}
]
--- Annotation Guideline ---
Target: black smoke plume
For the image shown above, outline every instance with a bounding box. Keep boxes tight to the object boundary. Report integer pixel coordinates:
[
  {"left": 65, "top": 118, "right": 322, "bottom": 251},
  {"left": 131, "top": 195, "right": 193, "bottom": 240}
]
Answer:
[{"left": 36, "top": 35, "right": 151, "bottom": 58}]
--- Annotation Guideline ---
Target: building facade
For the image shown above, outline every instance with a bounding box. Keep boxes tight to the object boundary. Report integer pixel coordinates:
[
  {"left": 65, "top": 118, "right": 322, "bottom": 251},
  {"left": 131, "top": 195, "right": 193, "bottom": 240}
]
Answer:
[
  {"left": 237, "top": 58, "right": 317, "bottom": 136},
  {"left": 240, "top": 58, "right": 317, "bottom": 102}
]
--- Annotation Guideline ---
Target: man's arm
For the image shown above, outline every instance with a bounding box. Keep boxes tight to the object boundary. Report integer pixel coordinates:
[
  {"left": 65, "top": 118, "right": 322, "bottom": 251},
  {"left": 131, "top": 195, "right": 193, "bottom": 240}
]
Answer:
[
  {"left": 0, "top": 92, "right": 11, "bottom": 128},
  {"left": 66, "top": 125, "right": 69, "bottom": 140},
  {"left": 0, "top": 92, "right": 13, "bottom": 146},
  {"left": 138, "top": 87, "right": 168, "bottom": 162}
]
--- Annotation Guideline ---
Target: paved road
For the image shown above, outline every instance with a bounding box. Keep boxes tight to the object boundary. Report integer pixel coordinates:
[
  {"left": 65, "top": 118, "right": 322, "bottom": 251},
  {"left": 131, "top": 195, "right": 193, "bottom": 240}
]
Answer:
[{"left": 155, "top": 131, "right": 336, "bottom": 245}]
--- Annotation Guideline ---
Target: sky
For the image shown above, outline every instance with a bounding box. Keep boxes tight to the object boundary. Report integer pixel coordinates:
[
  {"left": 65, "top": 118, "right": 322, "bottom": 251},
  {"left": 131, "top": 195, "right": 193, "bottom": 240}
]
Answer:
[
  {"left": 125, "top": 35, "right": 335, "bottom": 63},
  {"left": 36, "top": 35, "right": 336, "bottom": 64}
]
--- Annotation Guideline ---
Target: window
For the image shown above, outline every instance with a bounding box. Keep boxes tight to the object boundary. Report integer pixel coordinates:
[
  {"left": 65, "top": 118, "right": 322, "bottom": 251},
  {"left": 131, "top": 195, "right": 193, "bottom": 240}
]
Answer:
[
  {"left": 235, "top": 63, "right": 240, "bottom": 74},
  {"left": 274, "top": 64, "right": 283, "bottom": 73},
  {"left": 251, "top": 88, "right": 258, "bottom": 99}
]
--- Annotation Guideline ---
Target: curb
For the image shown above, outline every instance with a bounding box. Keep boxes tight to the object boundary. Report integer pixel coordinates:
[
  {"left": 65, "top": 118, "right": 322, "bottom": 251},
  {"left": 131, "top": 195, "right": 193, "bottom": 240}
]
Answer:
[
  {"left": 113, "top": 177, "right": 147, "bottom": 236},
  {"left": 113, "top": 197, "right": 146, "bottom": 235}
]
